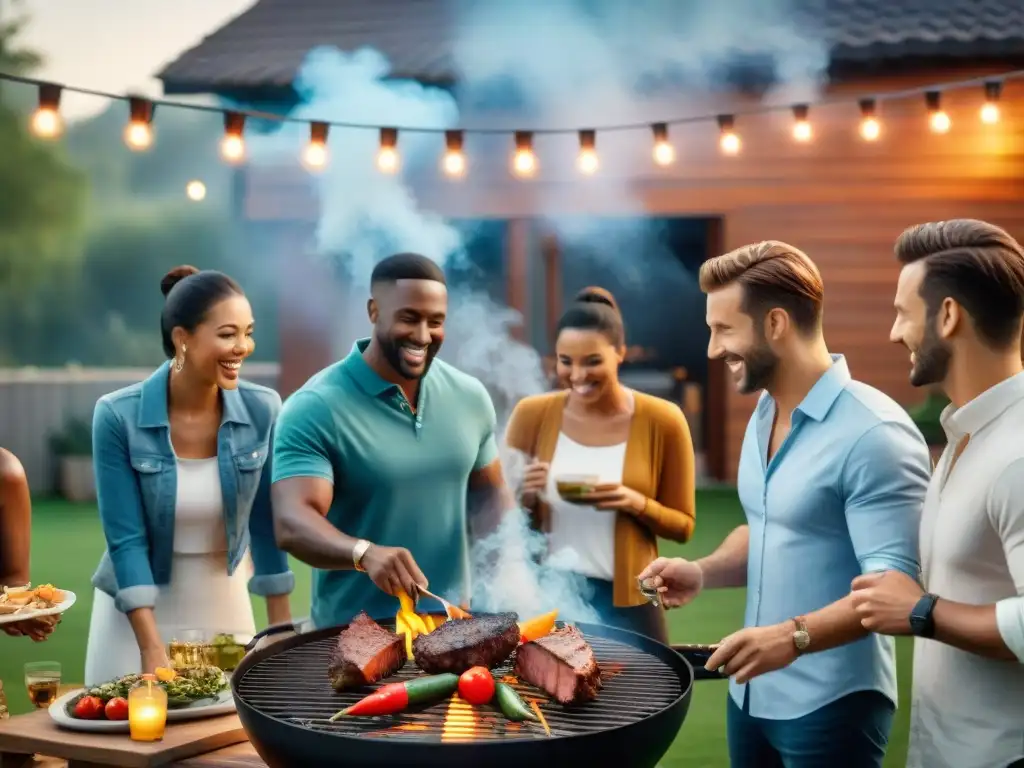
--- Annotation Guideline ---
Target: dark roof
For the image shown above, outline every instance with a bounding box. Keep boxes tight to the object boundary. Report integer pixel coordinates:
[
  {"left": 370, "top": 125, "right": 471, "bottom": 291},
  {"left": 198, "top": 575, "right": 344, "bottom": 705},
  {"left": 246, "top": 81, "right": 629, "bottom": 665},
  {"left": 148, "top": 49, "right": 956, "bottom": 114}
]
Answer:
[{"left": 157, "top": 0, "right": 1024, "bottom": 95}]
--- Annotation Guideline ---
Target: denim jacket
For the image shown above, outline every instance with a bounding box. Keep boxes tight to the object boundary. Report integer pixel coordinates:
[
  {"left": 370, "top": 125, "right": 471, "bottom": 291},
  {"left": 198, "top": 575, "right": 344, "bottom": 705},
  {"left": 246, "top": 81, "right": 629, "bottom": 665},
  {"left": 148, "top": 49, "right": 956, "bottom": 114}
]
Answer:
[{"left": 90, "top": 362, "right": 295, "bottom": 613}]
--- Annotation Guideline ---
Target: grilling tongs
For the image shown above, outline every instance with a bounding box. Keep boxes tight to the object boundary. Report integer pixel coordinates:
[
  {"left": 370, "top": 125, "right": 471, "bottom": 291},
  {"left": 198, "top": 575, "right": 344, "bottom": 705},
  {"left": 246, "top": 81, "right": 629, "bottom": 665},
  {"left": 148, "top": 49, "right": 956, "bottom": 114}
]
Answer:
[{"left": 417, "top": 587, "right": 472, "bottom": 620}]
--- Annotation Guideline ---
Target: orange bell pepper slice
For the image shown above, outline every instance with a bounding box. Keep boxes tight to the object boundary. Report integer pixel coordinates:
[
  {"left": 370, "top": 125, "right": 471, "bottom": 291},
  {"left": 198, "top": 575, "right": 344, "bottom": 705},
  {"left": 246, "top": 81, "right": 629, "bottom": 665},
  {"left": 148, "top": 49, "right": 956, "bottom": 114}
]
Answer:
[{"left": 518, "top": 610, "right": 559, "bottom": 643}]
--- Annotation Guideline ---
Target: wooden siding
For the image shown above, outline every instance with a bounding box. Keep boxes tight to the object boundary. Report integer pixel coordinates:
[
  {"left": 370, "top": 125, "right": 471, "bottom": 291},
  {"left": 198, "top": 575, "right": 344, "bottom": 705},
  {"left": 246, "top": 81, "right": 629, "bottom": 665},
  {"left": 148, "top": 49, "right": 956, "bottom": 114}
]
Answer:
[{"left": 246, "top": 68, "right": 1024, "bottom": 480}]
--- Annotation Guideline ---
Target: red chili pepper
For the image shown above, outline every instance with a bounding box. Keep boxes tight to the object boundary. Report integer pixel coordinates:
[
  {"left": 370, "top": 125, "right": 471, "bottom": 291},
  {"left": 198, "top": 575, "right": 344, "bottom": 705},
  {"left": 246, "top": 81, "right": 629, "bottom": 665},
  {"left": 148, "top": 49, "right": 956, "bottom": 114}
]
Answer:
[{"left": 330, "top": 673, "right": 459, "bottom": 720}]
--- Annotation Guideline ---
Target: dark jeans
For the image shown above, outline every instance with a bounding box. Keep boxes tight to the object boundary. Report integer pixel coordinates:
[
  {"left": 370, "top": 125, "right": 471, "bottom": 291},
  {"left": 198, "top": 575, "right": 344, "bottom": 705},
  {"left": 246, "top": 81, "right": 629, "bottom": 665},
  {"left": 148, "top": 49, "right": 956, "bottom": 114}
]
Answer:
[
  {"left": 583, "top": 576, "right": 668, "bottom": 645},
  {"left": 727, "top": 687, "right": 895, "bottom": 768}
]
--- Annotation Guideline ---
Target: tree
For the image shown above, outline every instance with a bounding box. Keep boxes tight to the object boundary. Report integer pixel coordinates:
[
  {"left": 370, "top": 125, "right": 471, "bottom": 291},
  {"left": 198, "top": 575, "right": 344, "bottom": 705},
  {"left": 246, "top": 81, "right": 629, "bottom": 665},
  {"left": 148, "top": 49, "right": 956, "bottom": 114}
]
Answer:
[{"left": 0, "top": 3, "right": 87, "bottom": 324}]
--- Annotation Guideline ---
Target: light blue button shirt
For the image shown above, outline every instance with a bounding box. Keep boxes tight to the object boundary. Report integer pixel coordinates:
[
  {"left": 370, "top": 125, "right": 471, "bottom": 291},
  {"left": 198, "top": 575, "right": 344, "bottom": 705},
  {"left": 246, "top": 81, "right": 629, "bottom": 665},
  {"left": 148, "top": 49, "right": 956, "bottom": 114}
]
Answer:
[{"left": 732, "top": 354, "right": 931, "bottom": 719}]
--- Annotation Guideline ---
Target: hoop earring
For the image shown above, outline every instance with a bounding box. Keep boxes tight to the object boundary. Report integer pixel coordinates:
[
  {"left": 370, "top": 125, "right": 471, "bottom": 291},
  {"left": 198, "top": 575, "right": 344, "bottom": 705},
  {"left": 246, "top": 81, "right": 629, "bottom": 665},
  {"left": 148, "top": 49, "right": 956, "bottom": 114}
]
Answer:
[{"left": 174, "top": 345, "right": 186, "bottom": 373}]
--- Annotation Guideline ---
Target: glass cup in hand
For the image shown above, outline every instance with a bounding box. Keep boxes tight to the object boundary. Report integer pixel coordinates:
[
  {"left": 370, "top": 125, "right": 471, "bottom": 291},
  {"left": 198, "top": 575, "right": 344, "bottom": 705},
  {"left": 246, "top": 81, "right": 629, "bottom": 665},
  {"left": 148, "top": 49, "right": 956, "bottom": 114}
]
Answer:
[{"left": 24, "top": 661, "right": 61, "bottom": 709}]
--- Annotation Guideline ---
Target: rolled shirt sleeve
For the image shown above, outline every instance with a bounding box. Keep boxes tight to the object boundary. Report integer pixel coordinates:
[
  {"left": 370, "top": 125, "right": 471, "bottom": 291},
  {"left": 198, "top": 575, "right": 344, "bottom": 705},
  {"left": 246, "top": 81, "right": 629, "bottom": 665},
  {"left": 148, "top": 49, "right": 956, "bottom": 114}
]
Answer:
[
  {"left": 92, "top": 399, "right": 159, "bottom": 613},
  {"left": 246, "top": 392, "right": 295, "bottom": 597},
  {"left": 841, "top": 420, "right": 931, "bottom": 578},
  {"left": 988, "top": 458, "right": 1024, "bottom": 662}
]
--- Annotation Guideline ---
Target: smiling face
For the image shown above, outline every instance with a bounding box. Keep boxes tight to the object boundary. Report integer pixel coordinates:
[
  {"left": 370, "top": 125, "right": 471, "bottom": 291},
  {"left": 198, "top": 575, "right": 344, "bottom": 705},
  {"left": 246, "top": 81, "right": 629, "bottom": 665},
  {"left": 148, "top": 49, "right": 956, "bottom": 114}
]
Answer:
[
  {"left": 705, "top": 282, "right": 780, "bottom": 395},
  {"left": 890, "top": 260, "right": 952, "bottom": 388},
  {"left": 555, "top": 327, "right": 623, "bottom": 403},
  {"left": 369, "top": 279, "right": 447, "bottom": 380},
  {"left": 174, "top": 294, "right": 255, "bottom": 390}
]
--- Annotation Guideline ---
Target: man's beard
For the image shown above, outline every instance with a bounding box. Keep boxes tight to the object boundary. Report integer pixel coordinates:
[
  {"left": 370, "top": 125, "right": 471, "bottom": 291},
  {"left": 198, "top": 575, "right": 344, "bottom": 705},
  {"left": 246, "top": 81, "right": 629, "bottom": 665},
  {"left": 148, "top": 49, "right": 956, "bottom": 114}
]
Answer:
[
  {"left": 377, "top": 329, "right": 440, "bottom": 380},
  {"left": 910, "top": 320, "right": 951, "bottom": 387},
  {"left": 734, "top": 340, "right": 779, "bottom": 395}
]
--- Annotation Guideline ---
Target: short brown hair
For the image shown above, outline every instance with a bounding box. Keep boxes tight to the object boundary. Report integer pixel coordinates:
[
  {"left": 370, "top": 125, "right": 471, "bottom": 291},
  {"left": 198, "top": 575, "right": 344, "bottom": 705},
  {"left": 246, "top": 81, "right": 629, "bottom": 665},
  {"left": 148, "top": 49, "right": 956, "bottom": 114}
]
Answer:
[
  {"left": 699, "top": 240, "right": 824, "bottom": 334},
  {"left": 895, "top": 219, "right": 1024, "bottom": 349}
]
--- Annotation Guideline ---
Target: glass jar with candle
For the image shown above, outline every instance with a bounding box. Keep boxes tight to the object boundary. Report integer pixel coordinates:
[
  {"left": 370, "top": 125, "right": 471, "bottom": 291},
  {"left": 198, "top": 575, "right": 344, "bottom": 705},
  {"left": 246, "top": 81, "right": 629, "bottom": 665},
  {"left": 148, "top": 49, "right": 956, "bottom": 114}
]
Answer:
[{"left": 128, "top": 674, "right": 168, "bottom": 742}]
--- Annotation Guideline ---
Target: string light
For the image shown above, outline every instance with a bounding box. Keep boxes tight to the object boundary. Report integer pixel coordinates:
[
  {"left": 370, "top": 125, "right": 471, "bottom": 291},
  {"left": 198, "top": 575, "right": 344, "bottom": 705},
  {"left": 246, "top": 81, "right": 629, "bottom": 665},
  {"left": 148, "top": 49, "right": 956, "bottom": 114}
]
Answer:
[
  {"left": 858, "top": 98, "right": 881, "bottom": 141},
  {"left": 31, "top": 83, "right": 63, "bottom": 139},
  {"left": 577, "top": 129, "right": 598, "bottom": 174},
  {"left": 124, "top": 96, "right": 154, "bottom": 150},
  {"left": 442, "top": 130, "right": 466, "bottom": 177},
  {"left": 791, "top": 104, "right": 812, "bottom": 142},
  {"left": 718, "top": 115, "right": 740, "bottom": 155},
  {"left": 377, "top": 127, "right": 399, "bottom": 173},
  {"left": 651, "top": 122, "right": 675, "bottom": 165},
  {"left": 303, "top": 121, "right": 329, "bottom": 170},
  {"left": 185, "top": 180, "right": 206, "bottom": 201},
  {"left": 981, "top": 81, "right": 1002, "bottom": 124},
  {"left": 512, "top": 131, "right": 536, "bottom": 178},
  {"left": 220, "top": 112, "right": 246, "bottom": 163},
  {"left": 926, "top": 91, "right": 951, "bottom": 133}
]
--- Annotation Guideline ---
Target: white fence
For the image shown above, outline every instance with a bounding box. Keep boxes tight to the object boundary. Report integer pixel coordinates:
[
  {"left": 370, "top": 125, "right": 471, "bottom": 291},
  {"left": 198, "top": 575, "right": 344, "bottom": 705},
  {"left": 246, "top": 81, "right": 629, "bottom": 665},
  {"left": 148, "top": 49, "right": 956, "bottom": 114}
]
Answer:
[{"left": 0, "top": 364, "right": 280, "bottom": 495}]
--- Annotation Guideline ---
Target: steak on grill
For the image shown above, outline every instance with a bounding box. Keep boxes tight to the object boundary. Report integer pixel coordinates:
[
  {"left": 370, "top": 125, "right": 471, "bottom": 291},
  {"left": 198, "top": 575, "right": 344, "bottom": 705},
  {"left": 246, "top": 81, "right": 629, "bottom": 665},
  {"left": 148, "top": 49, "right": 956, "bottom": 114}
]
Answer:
[
  {"left": 413, "top": 612, "right": 520, "bottom": 674},
  {"left": 514, "top": 625, "right": 602, "bottom": 705},
  {"left": 327, "top": 612, "right": 406, "bottom": 691}
]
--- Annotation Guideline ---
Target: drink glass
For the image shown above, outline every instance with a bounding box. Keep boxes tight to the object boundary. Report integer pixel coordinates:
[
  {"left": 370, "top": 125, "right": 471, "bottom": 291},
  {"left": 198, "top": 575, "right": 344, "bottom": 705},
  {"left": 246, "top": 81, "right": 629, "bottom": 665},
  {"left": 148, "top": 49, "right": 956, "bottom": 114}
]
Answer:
[
  {"left": 168, "top": 629, "right": 214, "bottom": 670},
  {"left": 24, "top": 661, "right": 61, "bottom": 709}
]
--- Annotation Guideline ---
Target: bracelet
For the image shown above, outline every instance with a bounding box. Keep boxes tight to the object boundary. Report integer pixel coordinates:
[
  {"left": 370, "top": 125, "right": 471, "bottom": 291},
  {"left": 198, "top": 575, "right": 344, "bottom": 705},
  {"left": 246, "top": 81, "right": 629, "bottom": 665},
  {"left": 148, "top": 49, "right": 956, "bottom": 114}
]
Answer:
[{"left": 352, "top": 539, "right": 372, "bottom": 572}]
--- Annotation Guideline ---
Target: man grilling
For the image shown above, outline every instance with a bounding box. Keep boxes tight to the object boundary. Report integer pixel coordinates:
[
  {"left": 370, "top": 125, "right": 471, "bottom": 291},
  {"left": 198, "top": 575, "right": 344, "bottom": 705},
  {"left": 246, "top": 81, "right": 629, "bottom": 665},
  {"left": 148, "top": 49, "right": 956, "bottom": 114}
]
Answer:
[{"left": 270, "top": 253, "right": 515, "bottom": 629}]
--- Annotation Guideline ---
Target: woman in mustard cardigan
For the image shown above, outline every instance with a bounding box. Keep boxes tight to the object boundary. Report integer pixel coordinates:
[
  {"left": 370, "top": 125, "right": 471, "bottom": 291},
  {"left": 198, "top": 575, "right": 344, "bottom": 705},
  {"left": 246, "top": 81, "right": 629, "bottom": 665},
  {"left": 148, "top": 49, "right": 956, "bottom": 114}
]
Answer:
[{"left": 505, "top": 287, "right": 696, "bottom": 643}]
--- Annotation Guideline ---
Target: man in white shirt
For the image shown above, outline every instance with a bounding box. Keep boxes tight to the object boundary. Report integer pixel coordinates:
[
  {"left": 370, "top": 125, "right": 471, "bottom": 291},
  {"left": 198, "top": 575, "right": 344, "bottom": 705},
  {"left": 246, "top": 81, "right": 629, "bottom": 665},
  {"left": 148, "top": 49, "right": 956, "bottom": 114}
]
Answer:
[{"left": 850, "top": 218, "right": 1024, "bottom": 768}]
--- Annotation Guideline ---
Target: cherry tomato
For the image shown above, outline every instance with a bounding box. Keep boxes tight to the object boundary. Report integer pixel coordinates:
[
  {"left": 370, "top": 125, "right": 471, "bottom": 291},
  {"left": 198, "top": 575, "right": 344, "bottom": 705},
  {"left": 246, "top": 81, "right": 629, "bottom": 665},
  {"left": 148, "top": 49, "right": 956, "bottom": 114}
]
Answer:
[
  {"left": 73, "top": 695, "right": 105, "bottom": 720},
  {"left": 458, "top": 666, "right": 495, "bottom": 705},
  {"left": 104, "top": 697, "right": 129, "bottom": 721}
]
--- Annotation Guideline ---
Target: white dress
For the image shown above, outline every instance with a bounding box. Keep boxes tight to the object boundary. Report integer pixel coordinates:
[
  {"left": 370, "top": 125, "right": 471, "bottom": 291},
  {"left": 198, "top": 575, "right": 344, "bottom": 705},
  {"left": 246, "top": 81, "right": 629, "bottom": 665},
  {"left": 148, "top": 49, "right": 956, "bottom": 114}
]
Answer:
[{"left": 83, "top": 458, "right": 257, "bottom": 686}]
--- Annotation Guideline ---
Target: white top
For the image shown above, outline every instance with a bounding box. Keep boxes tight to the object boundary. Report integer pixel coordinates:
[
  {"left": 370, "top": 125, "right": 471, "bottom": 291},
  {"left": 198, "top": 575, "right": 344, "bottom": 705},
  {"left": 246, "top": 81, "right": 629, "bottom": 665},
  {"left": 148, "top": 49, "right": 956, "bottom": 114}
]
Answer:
[
  {"left": 171, "top": 458, "right": 227, "bottom": 555},
  {"left": 545, "top": 432, "right": 627, "bottom": 582},
  {"left": 908, "top": 371, "right": 1024, "bottom": 768}
]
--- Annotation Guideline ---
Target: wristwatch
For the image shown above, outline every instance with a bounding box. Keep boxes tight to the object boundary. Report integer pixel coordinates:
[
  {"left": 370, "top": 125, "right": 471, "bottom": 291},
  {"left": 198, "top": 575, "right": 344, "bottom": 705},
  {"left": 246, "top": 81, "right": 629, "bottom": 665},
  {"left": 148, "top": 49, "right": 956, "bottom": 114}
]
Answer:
[
  {"left": 791, "top": 616, "right": 810, "bottom": 653},
  {"left": 909, "top": 593, "right": 939, "bottom": 638},
  {"left": 352, "top": 539, "right": 372, "bottom": 572}
]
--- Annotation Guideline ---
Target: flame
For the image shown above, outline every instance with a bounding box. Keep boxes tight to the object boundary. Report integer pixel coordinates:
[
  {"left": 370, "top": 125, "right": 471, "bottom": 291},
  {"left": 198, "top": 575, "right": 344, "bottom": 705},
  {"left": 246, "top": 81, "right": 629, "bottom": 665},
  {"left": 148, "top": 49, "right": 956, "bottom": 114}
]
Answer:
[
  {"left": 528, "top": 699, "right": 551, "bottom": 737},
  {"left": 395, "top": 590, "right": 447, "bottom": 660},
  {"left": 441, "top": 693, "right": 478, "bottom": 742}
]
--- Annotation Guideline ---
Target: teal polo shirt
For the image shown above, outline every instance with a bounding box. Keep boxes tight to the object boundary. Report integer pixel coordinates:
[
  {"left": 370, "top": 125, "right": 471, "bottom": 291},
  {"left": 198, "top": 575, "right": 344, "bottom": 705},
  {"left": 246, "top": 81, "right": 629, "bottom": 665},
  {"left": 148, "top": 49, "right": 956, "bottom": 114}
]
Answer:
[{"left": 272, "top": 338, "right": 499, "bottom": 629}]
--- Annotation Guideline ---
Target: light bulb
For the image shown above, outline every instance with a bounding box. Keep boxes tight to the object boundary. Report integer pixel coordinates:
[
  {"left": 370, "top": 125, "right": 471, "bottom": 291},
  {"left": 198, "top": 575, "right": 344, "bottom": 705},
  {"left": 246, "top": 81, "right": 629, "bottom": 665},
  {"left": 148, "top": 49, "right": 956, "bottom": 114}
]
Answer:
[
  {"left": 577, "top": 148, "right": 599, "bottom": 174},
  {"left": 31, "top": 108, "right": 62, "bottom": 139},
  {"left": 303, "top": 142, "right": 328, "bottom": 170},
  {"left": 220, "top": 134, "right": 245, "bottom": 163},
  {"left": 124, "top": 122, "right": 153, "bottom": 150},
  {"left": 860, "top": 117, "right": 881, "bottom": 141},
  {"left": 653, "top": 141, "right": 675, "bottom": 166},
  {"left": 186, "top": 180, "right": 206, "bottom": 201},
  {"left": 377, "top": 147, "right": 399, "bottom": 173},
  {"left": 929, "top": 111, "right": 951, "bottom": 134},
  {"left": 981, "top": 103, "right": 1000, "bottom": 124},
  {"left": 512, "top": 149, "right": 536, "bottom": 177},
  {"left": 443, "top": 151, "right": 465, "bottom": 177},
  {"left": 792, "top": 120, "right": 812, "bottom": 142},
  {"left": 720, "top": 132, "right": 740, "bottom": 155}
]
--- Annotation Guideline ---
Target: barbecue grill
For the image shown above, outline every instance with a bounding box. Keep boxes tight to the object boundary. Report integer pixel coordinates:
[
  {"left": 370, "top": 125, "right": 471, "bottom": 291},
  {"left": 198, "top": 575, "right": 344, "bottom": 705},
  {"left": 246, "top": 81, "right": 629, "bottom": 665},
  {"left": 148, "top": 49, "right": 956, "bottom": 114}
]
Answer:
[{"left": 233, "top": 615, "right": 718, "bottom": 768}]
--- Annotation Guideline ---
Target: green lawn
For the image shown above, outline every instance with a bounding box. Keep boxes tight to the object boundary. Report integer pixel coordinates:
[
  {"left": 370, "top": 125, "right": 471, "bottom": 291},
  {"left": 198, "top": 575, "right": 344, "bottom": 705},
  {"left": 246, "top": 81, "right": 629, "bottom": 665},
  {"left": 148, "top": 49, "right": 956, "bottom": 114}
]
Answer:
[{"left": 4, "top": 490, "right": 912, "bottom": 767}]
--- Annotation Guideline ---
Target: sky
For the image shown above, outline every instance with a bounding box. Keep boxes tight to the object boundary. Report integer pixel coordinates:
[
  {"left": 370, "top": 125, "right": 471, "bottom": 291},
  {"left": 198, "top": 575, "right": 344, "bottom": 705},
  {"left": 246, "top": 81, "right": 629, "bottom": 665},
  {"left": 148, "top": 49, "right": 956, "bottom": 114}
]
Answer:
[{"left": 15, "top": 0, "right": 257, "bottom": 120}]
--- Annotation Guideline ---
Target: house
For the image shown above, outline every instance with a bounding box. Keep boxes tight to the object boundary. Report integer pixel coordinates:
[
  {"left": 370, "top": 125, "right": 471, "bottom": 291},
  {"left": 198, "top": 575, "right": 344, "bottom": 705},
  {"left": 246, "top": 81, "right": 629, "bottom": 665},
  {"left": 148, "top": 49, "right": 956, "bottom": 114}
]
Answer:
[{"left": 157, "top": 0, "right": 1024, "bottom": 481}]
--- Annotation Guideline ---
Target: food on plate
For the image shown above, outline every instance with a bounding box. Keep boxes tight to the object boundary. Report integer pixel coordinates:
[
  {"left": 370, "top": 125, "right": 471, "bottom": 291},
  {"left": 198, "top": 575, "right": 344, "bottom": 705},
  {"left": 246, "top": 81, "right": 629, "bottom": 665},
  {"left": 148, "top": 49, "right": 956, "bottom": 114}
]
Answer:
[
  {"left": 554, "top": 474, "right": 599, "bottom": 502},
  {"left": 328, "top": 611, "right": 406, "bottom": 691},
  {"left": 494, "top": 682, "right": 538, "bottom": 722},
  {"left": 518, "top": 610, "right": 558, "bottom": 643},
  {"left": 457, "top": 666, "right": 495, "bottom": 705},
  {"left": 413, "top": 612, "right": 520, "bottom": 674},
  {"left": 70, "top": 666, "right": 229, "bottom": 719},
  {"left": 514, "top": 625, "right": 602, "bottom": 705},
  {"left": 329, "top": 673, "right": 459, "bottom": 719},
  {"left": 104, "top": 697, "right": 129, "bottom": 721},
  {"left": 0, "top": 583, "right": 65, "bottom": 615},
  {"left": 72, "top": 695, "right": 104, "bottom": 720}
]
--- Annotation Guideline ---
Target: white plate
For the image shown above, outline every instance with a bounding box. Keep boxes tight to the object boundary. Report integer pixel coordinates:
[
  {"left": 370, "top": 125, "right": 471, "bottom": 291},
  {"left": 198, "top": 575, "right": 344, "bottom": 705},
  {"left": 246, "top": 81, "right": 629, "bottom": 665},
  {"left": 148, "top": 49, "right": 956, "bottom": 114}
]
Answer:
[
  {"left": 0, "top": 590, "right": 76, "bottom": 626},
  {"left": 49, "top": 687, "right": 236, "bottom": 733}
]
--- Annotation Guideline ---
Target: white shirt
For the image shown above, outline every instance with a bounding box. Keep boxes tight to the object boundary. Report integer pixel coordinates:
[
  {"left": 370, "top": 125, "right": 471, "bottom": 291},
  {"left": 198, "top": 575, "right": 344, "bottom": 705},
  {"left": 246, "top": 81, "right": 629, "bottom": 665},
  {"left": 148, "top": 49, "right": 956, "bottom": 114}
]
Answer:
[
  {"left": 171, "top": 458, "right": 227, "bottom": 555},
  {"left": 908, "top": 372, "right": 1024, "bottom": 768},
  {"left": 545, "top": 432, "right": 627, "bottom": 582}
]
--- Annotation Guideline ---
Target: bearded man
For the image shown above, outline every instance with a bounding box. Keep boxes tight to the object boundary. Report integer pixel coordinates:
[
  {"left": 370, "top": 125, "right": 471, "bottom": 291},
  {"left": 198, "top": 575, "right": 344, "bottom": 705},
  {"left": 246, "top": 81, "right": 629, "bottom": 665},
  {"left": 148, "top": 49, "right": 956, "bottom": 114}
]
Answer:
[
  {"left": 640, "top": 241, "right": 931, "bottom": 768},
  {"left": 271, "top": 252, "right": 513, "bottom": 629}
]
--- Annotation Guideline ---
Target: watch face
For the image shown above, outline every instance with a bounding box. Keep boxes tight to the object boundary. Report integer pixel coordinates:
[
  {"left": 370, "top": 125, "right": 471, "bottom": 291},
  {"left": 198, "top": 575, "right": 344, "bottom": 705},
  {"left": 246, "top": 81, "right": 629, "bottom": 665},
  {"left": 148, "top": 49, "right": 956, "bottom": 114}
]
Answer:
[{"left": 794, "top": 630, "right": 810, "bottom": 650}]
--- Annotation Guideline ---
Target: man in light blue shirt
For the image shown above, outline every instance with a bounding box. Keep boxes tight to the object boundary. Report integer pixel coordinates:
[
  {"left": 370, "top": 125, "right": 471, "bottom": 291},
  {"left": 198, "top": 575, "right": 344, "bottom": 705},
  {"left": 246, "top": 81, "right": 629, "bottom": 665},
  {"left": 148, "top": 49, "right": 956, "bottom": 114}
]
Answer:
[{"left": 640, "top": 240, "right": 930, "bottom": 767}]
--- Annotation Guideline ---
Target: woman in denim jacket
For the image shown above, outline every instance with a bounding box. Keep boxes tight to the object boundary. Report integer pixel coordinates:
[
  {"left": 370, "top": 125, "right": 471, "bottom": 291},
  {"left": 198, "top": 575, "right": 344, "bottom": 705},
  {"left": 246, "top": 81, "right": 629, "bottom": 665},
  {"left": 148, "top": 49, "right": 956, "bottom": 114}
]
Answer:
[{"left": 84, "top": 266, "right": 294, "bottom": 684}]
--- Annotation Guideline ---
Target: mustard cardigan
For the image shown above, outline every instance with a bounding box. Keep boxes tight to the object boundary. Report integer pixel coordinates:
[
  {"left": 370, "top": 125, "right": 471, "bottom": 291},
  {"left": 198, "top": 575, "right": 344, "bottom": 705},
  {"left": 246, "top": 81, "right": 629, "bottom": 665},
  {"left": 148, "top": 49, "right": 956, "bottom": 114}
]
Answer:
[{"left": 504, "top": 390, "right": 696, "bottom": 607}]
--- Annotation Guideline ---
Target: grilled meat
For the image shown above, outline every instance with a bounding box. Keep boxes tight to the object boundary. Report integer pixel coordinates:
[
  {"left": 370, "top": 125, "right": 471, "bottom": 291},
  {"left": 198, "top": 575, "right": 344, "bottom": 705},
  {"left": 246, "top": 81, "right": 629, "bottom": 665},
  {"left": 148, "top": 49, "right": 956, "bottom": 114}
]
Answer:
[
  {"left": 413, "top": 612, "right": 520, "bottom": 674},
  {"left": 514, "top": 625, "right": 602, "bottom": 705},
  {"left": 327, "top": 612, "right": 405, "bottom": 691}
]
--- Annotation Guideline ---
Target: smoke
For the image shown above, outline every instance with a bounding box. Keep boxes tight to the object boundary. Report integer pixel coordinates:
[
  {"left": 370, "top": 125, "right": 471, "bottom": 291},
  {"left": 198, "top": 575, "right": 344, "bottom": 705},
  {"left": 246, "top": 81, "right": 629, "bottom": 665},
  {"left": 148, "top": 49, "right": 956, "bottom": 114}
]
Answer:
[{"left": 244, "top": 0, "right": 827, "bottom": 622}]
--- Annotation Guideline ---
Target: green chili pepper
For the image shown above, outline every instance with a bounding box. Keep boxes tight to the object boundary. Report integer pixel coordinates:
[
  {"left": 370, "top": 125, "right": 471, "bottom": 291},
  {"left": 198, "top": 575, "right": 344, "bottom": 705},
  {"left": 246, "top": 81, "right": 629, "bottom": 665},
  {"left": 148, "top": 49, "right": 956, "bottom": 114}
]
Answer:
[
  {"left": 495, "top": 682, "right": 538, "bottom": 722},
  {"left": 331, "top": 673, "right": 459, "bottom": 719}
]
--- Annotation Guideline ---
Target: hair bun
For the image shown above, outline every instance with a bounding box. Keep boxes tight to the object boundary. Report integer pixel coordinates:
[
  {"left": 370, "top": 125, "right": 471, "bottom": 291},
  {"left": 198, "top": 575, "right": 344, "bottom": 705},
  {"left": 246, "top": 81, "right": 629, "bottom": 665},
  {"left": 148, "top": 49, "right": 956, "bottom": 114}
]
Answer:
[
  {"left": 574, "top": 286, "right": 620, "bottom": 314},
  {"left": 160, "top": 265, "right": 200, "bottom": 298}
]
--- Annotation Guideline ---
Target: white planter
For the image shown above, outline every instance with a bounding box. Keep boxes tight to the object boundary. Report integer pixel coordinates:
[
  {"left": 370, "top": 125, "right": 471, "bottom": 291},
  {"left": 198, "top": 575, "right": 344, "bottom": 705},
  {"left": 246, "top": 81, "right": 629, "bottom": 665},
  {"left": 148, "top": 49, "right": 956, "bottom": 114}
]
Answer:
[{"left": 58, "top": 455, "right": 95, "bottom": 502}]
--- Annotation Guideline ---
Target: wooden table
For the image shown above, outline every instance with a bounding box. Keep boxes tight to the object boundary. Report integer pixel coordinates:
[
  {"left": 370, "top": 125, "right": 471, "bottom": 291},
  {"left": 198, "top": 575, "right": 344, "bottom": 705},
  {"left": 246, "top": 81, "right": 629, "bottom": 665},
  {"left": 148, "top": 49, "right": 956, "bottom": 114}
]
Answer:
[{"left": 0, "top": 709, "right": 254, "bottom": 768}]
